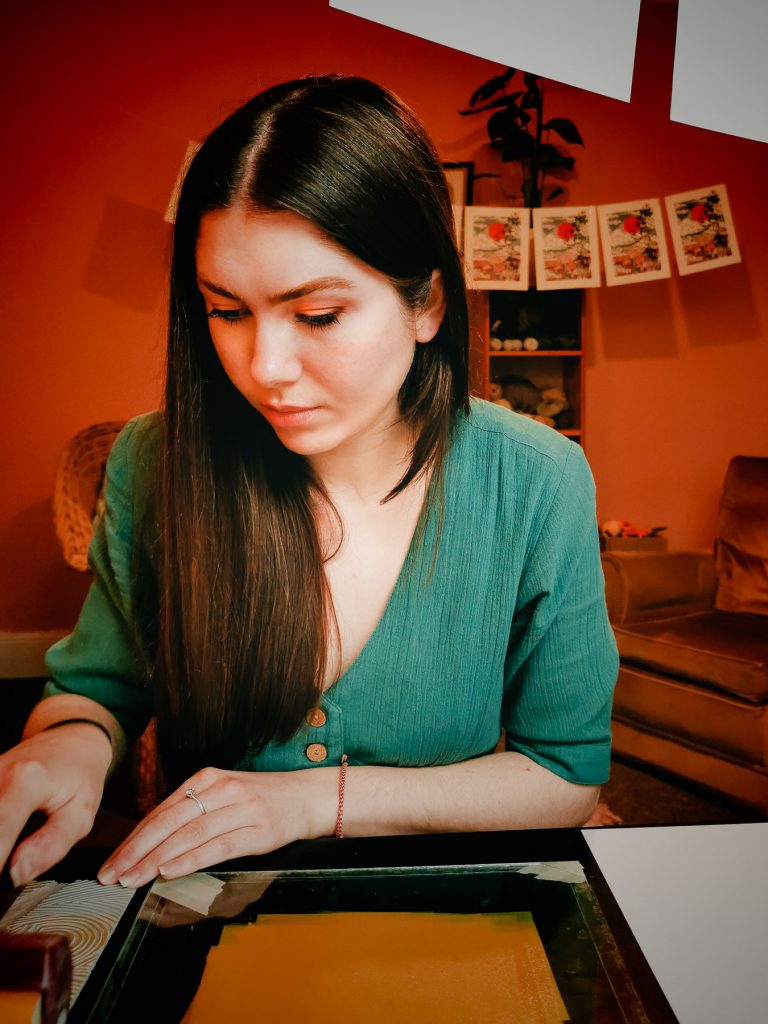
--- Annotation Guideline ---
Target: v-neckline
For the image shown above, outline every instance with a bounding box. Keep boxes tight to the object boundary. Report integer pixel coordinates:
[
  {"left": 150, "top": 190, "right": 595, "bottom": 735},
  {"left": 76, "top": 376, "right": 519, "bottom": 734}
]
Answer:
[
  {"left": 321, "top": 467, "right": 442, "bottom": 699},
  {"left": 319, "top": 407, "right": 469, "bottom": 700}
]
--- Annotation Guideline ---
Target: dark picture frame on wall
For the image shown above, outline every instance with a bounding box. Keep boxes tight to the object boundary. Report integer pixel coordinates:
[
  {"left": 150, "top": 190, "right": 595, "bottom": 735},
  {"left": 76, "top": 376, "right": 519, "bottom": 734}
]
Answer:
[{"left": 442, "top": 161, "right": 474, "bottom": 206}]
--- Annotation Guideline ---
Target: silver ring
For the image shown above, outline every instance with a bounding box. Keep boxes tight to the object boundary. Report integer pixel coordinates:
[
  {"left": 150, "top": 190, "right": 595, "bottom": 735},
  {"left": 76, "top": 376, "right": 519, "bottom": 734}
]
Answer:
[{"left": 185, "top": 787, "right": 206, "bottom": 815}]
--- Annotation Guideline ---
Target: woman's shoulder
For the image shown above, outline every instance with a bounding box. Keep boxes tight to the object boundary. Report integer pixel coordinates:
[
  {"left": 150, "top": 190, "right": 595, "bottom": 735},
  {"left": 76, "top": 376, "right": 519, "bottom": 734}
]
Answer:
[
  {"left": 459, "top": 398, "right": 577, "bottom": 472},
  {"left": 106, "top": 411, "right": 162, "bottom": 502},
  {"left": 448, "top": 399, "right": 598, "bottom": 552},
  {"left": 451, "top": 398, "right": 594, "bottom": 521},
  {"left": 110, "top": 411, "right": 162, "bottom": 464}
]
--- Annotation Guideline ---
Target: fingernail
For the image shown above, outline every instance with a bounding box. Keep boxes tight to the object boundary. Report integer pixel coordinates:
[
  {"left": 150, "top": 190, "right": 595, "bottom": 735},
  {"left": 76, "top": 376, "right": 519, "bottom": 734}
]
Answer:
[
  {"left": 118, "top": 874, "right": 138, "bottom": 888},
  {"left": 9, "top": 858, "right": 32, "bottom": 888},
  {"left": 98, "top": 866, "right": 116, "bottom": 885}
]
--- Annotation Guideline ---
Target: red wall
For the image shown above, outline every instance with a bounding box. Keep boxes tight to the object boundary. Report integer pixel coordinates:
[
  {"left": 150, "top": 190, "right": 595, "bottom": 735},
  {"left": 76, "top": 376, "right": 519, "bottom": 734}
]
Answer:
[{"left": 1, "top": 1, "right": 766, "bottom": 630}]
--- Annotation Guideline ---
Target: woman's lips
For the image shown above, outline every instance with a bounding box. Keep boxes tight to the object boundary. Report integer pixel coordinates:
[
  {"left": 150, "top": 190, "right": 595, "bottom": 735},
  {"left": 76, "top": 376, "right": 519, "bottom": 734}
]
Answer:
[{"left": 258, "top": 403, "right": 319, "bottom": 428}]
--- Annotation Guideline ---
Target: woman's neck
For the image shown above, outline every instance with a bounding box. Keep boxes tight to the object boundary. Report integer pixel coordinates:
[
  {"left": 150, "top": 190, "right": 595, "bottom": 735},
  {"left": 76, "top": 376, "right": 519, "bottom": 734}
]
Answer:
[{"left": 307, "top": 420, "right": 415, "bottom": 506}]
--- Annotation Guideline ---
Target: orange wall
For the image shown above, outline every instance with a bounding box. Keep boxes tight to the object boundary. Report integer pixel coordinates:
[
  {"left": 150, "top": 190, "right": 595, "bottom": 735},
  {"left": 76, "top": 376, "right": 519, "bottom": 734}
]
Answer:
[{"left": 1, "top": 0, "right": 766, "bottom": 631}]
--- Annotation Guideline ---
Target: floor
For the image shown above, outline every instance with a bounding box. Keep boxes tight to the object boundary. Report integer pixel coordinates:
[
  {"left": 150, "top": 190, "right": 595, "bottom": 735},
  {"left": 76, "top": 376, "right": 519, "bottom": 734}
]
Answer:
[{"left": 599, "top": 754, "right": 764, "bottom": 826}]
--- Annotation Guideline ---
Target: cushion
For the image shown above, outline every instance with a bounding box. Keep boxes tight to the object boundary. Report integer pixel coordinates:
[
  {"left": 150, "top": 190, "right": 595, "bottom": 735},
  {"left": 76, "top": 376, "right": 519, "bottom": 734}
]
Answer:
[
  {"left": 614, "top": 610, "right": 768, "bottom": 703},
  {"left": 613, "top": 664, "right": 767, "bottom": 767},
  {"left": 715, "top": 456, "right": 768, "bottom": 616},
  {"left": 601, "top": 550, "right": 716, "bottom": 624}
]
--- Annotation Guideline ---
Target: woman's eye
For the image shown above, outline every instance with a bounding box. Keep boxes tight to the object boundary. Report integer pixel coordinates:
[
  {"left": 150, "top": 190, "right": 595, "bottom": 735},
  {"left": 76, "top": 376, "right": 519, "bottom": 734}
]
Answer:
[
  {"left": 207, "top": 308, "right": 248, "bottom": 326},
  {"left": 296, "top": 311, "right": 340, "bottom": 331}
]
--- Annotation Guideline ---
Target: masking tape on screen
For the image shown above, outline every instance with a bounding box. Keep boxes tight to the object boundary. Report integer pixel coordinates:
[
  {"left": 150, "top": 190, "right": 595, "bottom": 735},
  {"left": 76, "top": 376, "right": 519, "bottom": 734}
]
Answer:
[
  {"left": 152, "top": 872, "right": 226, "bottom": 914},
  {"left": 517, "top": 861, "right": 586, "bottom": 884}
]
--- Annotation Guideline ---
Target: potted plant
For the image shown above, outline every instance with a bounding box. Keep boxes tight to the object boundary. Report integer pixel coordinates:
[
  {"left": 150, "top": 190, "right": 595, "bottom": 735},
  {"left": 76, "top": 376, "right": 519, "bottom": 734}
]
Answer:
[{"left": 461, "top": 68, "right": 584, "bottom": 208}]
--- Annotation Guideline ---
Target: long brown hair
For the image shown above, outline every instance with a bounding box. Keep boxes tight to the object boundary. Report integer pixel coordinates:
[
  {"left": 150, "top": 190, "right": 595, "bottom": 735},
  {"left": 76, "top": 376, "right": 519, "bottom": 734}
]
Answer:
[{"left": 140, "top": 76, "right": 470, "bottom": 786}]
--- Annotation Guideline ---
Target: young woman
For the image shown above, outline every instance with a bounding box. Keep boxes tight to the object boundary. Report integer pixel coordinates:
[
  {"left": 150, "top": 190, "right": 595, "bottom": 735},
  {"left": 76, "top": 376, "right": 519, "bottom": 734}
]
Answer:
[{"left": 0, "top": 76, "right": 618, "bottom": 890}]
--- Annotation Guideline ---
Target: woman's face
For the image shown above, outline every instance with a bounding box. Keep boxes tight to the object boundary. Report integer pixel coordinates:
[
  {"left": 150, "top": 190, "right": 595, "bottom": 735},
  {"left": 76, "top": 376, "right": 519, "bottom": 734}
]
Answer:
[{"left": 196, "top": 207, "right": 445, "bottom": 461}]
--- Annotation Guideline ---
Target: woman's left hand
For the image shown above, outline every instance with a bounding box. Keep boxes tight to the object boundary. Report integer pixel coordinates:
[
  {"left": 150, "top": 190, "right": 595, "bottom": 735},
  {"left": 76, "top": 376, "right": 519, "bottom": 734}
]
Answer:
[{"left": 96, "top": 766, "right": 334, "bottom": 887}]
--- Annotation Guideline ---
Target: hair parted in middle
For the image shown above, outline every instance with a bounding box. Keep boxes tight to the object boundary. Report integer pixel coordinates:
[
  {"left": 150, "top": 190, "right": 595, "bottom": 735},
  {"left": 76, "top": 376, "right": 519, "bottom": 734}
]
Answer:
[{"left": 138, "top": 75, "right": 470, "bottom": 785}]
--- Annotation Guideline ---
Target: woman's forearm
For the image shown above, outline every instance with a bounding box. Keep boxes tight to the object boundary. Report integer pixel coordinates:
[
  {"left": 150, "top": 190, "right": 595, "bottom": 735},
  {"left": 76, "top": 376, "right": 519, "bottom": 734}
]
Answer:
[
  {"left": 308, "top": 751, "right": 600, "bottom": 839},
  {"left": 23, "top": 694, "right": 127, "bottom": 777},
  {"left": 95, "top": 750, "right": 600, "bottom": 887}
]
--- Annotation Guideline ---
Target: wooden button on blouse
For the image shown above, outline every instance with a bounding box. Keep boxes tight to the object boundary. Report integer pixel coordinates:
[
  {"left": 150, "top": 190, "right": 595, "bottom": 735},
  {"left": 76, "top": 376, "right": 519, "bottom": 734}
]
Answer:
[
  {"left": 306, "top": 707, "right": 327, "bottom": 727},
  {"left": 305, "top": 743, "right": 328, "bottom": 762}
]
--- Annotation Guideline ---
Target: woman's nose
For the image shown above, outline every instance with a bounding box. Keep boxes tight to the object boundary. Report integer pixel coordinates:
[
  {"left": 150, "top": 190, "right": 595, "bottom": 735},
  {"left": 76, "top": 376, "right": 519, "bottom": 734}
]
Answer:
[{"left": 249, "top": 322, "right": 302, "bottom": 389}]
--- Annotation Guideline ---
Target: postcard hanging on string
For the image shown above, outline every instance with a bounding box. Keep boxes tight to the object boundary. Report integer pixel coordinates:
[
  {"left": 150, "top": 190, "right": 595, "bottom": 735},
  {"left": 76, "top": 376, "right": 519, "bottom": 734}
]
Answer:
[
  {"left": 464, "top": 206, "right": 530, "bottom": 291},
  {"left": 664, "top": 183, "right": 741, "bottom": 276},
  {"left": 532, "top": 207, "right": 600, "bottom": 290},
  {"left": 597, "top": 199, "right": 671, "bottom": 286}
]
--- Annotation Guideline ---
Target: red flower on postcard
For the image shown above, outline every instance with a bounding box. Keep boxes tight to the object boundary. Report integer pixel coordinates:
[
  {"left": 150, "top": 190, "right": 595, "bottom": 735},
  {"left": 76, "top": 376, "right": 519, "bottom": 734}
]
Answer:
[
  {"left": 623, "top": 215, "right": 641, "bottom": 235},
  {"left": 690, "top": 203, "right": 708, "bottom": 224},
  {"left": 487, "top": 222, "right": 506, "bottom": 242},
  {"left": 557, "top": 221, "right": 575, "bottom": 242}
]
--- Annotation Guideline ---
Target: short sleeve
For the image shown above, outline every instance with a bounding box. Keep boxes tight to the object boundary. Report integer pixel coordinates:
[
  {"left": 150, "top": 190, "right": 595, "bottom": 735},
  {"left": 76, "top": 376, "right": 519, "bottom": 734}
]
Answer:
[
  {"left": 502, "top": 443, "right": 618, "bottom": 785},
  {"left": 43, "top": 415, "right": 157, "bottom": 739}
]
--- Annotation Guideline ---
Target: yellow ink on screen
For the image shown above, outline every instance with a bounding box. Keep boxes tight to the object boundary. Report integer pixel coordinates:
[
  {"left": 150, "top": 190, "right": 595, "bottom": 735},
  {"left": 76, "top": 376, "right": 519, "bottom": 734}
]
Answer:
[{"left": 182, "top": 911, "right": 569, "bottom": 1023}]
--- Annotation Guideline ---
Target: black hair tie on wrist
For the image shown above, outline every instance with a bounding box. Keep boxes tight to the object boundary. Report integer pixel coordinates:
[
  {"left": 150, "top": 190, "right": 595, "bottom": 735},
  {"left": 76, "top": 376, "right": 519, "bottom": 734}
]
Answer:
[{"left": 41, "top": 718, "right": 113, "bottom": 751}]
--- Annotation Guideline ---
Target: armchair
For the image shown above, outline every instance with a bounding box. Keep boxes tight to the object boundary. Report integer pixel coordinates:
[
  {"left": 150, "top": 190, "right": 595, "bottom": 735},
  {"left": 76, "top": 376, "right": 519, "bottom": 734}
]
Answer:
[
  {"left": 602, "top": 456, "right": 768, "bottom": 812},
  {"left": 53, "top": 421, "right": 160, "bottom": 815}
]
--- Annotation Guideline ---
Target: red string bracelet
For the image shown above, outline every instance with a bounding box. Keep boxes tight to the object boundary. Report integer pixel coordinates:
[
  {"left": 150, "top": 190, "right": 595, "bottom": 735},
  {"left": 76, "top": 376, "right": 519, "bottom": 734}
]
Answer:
[{"left": 335, "top": 754, "right": 349, "bottom": 839}]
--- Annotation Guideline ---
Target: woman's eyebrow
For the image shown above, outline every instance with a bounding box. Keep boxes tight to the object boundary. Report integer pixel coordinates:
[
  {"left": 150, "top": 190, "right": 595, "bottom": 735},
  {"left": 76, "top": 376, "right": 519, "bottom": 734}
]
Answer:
[
  {"left": 269, "top": 277, "right": 356, "bottom": 304},
  {"left": 197, "top": 277, "right": 241, "bottom": 300},
  {"left": 196, "top": 276, "right": 356, "bottom": 303}
]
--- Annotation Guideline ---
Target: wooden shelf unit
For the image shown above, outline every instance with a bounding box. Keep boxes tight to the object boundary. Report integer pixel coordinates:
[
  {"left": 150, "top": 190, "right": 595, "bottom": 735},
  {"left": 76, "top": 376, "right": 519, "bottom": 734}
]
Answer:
[{"left": 468, "top": 288, "right": 587, "bottom": 447}]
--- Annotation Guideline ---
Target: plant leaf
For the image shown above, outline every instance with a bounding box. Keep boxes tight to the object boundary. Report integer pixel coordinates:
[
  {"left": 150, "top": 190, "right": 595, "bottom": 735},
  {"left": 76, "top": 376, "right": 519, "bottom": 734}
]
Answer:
[
  {"left": 487, "top": 109, "right": 530, "bottom": 141},
  {"left": 468, "top": 68, "right": 516, "bottom": 107},
  {"left": 538, "top": 144, "right": 575, "bottom": 171},
  {"left": 497, "top": 133, "right": 536, "bottom": 161},
  {"left": 459, "top": 92, "right": 524, "bottom": 117},
  {"left": 523, "top": 72, "right": 540, "bottom": 87},
  {"left": 541, "top": 118, "right": 584, "bottom": 145},
  {"left": 547, "top": 187, "right": 565, "bottom": 201}
]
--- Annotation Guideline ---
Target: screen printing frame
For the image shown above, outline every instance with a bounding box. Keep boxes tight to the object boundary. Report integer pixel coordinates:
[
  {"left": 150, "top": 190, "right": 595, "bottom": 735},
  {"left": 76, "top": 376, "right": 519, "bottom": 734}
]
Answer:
[{"left": 45, "top": 829, "right": 677, "bottom": 1024}]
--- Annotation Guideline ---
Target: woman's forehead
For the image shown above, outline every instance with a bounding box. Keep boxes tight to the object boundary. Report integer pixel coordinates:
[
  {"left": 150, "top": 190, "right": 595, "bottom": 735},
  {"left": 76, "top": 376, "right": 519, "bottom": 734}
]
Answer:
[
  {"left": 196, "top": 206, "right": 384, "bottom": 298},
  {"left": 198, "top": 206, "right": 335, "bottom": 254}
]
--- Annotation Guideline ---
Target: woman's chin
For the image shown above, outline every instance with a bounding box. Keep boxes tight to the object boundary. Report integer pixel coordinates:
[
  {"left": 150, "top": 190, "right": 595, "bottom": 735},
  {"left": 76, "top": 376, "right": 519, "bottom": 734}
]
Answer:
[{"left": 269, "top": 423, "right": 344, "bottom": 458}]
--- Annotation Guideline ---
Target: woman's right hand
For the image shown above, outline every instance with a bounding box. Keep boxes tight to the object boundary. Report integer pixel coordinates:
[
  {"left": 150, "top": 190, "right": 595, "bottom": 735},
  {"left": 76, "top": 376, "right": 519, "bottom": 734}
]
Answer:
[{"left": 0, "top": 724, "right": 113, "bottom": 886}]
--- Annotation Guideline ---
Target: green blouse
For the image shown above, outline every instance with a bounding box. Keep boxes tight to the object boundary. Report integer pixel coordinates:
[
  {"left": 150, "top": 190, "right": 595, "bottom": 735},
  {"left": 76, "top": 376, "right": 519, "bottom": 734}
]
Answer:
[{"left": 44, "top": 399, "right": 618, "bottom": 785}]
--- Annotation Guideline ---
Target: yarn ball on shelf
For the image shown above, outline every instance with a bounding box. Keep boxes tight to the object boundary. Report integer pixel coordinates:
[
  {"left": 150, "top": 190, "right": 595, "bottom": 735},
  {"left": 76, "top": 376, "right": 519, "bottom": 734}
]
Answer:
[
  {"left": 502, "top": 376, "right": 541, "bottom": 414},
  {"left": 536, "top": 388, "right": 568, "bottom": 419}
]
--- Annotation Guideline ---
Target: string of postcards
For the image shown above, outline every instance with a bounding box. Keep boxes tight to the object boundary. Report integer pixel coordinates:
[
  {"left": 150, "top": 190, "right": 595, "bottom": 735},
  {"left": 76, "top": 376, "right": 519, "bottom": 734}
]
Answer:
[{"left": 456, "top": 183, "right": 741, "bottom": 291}]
